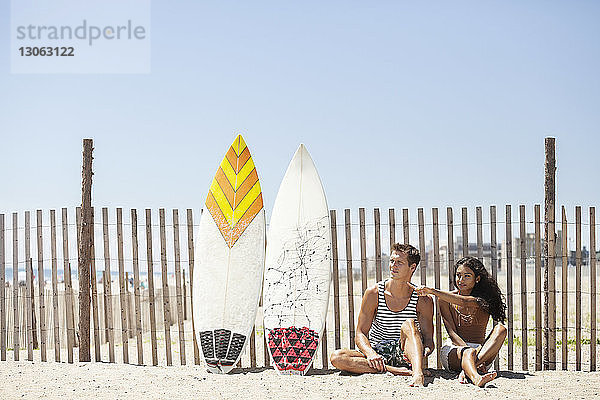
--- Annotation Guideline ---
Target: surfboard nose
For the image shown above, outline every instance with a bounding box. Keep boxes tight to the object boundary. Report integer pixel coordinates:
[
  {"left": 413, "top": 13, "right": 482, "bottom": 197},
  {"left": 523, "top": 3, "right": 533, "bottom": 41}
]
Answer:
[{"left": 232, "top": 134, "right": 247, "bottom": 155}]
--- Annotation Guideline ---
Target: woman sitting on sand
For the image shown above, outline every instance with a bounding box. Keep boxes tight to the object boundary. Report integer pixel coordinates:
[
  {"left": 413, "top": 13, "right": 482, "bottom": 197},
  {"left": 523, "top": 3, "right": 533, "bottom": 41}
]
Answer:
[{"left": 409, "top": 256, "right": 507, "bottom": 387}]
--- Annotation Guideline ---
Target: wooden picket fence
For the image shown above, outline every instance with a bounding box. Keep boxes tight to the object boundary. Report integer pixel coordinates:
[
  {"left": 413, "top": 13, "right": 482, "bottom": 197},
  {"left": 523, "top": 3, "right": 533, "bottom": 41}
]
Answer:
[{"left": 0, "top": 205, "right": 597, "bottom": 371}]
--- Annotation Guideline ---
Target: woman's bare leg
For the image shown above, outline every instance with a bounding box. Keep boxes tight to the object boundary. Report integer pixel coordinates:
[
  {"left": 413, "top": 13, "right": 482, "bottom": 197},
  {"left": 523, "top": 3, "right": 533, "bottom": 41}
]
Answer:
[
  {"left": 461, "top": 348, "right": 497, "bottom": 387},
  {"left": 475, "top": 324, "right": 507, "bottom": 369}
]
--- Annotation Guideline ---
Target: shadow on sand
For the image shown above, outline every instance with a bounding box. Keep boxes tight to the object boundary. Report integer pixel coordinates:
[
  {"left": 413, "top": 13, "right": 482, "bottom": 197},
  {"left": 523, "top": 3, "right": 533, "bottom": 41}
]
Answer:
[
  {"left": 229, "top": 366, "right": 338, "bottom": 376},
  {"left": 229, "top": 366, "right": 273, "bottom": 375},
  {"left": 427, "top": 369, "right": 530, "bottom": 388}
]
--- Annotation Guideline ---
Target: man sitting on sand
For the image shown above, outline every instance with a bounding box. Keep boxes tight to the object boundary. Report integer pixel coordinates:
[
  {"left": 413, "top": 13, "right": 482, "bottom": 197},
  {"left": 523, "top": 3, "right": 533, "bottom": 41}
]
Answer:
[{"left": 330, "top": 243, "right": 434, "bottom": 387}]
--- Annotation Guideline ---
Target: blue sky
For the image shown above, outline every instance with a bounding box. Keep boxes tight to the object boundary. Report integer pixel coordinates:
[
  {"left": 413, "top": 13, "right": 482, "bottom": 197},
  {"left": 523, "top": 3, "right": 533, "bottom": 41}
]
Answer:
[{"left": 1, "top": 1, "right": 599, "bottom": 222}]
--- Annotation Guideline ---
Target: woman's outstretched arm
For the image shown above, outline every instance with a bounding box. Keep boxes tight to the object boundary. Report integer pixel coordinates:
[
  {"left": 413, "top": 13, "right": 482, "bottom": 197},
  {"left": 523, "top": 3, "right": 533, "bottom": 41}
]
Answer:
[{"left": 407, "top": 281, "right": 479, "bottom": 307}]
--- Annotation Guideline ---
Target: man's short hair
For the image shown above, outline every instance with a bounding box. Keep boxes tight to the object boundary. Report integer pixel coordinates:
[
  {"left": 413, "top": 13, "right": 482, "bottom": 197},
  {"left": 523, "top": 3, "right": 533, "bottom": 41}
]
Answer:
[{"left": 390, "top": 243, "right": 420, "bottom": 267}]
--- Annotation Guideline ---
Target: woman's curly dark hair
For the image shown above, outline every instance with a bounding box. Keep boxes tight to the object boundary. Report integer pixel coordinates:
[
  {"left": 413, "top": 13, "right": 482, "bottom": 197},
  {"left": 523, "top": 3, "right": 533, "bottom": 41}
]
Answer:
[{"left": 453, "top": 257, "right": 506, "bottom": 323}]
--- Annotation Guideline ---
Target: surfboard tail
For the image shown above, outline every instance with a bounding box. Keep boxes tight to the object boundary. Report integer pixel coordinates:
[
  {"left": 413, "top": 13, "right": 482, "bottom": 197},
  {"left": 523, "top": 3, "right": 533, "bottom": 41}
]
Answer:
[
  {"left": 267, "top": 326, "right": 319, "bottom": 374},
  {"left": 199, "top": 329, "right": 246, "bottom": 374}
]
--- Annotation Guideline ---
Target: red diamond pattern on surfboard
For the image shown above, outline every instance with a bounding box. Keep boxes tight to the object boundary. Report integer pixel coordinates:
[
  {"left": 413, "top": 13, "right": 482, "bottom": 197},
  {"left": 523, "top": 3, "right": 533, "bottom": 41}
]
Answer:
[{"left": 268, "top": 327, "right": 319, "bottom": 373}]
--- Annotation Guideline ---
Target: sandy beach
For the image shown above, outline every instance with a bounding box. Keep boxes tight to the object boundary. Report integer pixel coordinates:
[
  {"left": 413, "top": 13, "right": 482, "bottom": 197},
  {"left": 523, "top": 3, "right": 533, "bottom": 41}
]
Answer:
[
  {"left": 1, "top": 285, "right": 598, "bottom": 400},
  {"left": 2, "top": 358, "right": 600, "bottom": 400}
]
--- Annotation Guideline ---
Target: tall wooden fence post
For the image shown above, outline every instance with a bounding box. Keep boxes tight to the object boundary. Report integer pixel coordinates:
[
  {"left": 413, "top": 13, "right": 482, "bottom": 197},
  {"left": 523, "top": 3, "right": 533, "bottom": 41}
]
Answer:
[
  {"left": 79, "top": 138, "right": 93, "bottom": 362},
  {"left": 544, "top": 137, "right": 556, "bottom": 370}
]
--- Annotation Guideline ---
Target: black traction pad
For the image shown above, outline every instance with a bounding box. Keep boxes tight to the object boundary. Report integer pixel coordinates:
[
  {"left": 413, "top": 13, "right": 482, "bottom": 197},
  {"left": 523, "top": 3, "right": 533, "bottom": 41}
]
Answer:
[{"left": 199, "top": 329, "right": 247, "bottom": 371}]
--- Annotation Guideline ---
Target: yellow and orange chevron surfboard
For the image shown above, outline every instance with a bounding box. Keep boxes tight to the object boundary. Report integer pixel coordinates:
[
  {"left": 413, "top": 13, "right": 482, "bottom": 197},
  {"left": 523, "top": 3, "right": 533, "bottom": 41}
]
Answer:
[
  {"left": 205, "top": 135, "right": 264, "bottom": 248},
  {"left": 194, "top": 134, "right": 266, "bottom": 373}
]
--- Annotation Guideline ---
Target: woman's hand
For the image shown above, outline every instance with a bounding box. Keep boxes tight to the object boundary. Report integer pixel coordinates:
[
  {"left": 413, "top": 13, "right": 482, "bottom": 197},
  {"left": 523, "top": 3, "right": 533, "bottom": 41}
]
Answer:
[{"left": 407, "top": 281, "right": 432, "bottom": 296}]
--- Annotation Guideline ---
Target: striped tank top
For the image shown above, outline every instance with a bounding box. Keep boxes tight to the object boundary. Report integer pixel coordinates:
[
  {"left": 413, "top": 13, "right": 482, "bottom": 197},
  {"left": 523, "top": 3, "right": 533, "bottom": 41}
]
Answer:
[{"left": 368, "top": 280, "right": 419, "bottom": 345}]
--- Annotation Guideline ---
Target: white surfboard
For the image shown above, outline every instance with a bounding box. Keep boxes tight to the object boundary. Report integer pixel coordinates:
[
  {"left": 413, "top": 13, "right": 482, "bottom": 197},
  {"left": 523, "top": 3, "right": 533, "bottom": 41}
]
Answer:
[
  {"left": 193, "top": 135, "right": 266, "bottom": 374},
  {"left": 263, "top": 144, "right": 332, "bottom": 375}
]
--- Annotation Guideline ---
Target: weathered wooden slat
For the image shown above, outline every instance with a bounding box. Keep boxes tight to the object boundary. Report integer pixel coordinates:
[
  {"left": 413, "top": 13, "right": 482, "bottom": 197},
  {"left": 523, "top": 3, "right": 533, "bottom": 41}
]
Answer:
[
  {"left": 172, "top": 209, "right": 186, "bottom": 366},
  {"left": 403, "top": 208, "right": 409, "bottom": 245},
  {"left": 102, "top": 208, "right": 115, "bottom": 363},
  {"left": 590, "top": 207, "right": 597, "bottom": 372},
  {"left": 102, "top": 207, "right": 115, "bottom": 363},
  {"left": 131, "top": 209, "right": 143, "bottom": 364},
  {"left": 418, "top": 208, "right": 426, "bottom": 287},
  {"left": 75, "top": 207, "right": 81, "bottom": 350},
  {"left": 125, "top": 272, "right": 132, "bottom": 339},
  {"left": 25, "top": 259, "right": 34, "bottom": 359},
  {"left": 249, "top": 323, "right": 256, "bottom": 368},
  {"left": 25, "top": 212, "right": 34, "bottom": 361},
  {"left": 462, "top": 207, "right": 468, "bottom": 257},
  {"left": 90, "top": 208, "right": 100, "bottom": 361},
  {"left": 186, "top": 209, "right": 200, "bottom": 365},
  {"left": 575, "top": 206, "right": 582, "bottom": 371},
  {"left": 330, "top": 210, "right": 340, "bottom": 350},
  {"left": 146, "top": 209, "right": 158, "bottom": 366},
  {"left": 549, "top": 202, "right": 557, "bottom": 370},
  {"left": 476, "top": 207, "right": 483, "bottom": 262},
  {"left": 116, "top": 209, "right": 129, "bottom": 363},
  {"left": 102, "top": 270, "right": 109, "bottom": 346},
  {"left": 389, "top": 208, "right": 396, "bottom": 249},
  {"left": 519, "top": 205, "right": 528, "bottom": 370},
  {"left": 447, "top": 207, "right": 454, "bottom": 290},
  {"left": 505, "top": 205, "right": 513, "bottom": 370},
  {"left": 359, "top": 208, "right": 367, "bottom": 294},
  {"left": 536, "top": 205, "right": 543, "bottom": 371},
  {"left": 183, "top": 270, "right": 187, "bottom": 321},
  {"left": 50, "top": 210, "right": 60, "bottom": 361},
  {"left": 12, "top": 213, "right": 19, "bottom": 361},
  {"left": 374, "top": 209, "right": 382, "bottom": 282},
  {"left": 417, "top": 208, "right": 427, "bottom": 369},
  {"left": 36, "top": 210, "right": 47, "bottom": 361},
  {"left": 0, "top": 215, "right": 5, "bottom": 361},
  {"left": 159, "top": 209, "right": 172, "bottom": 366},
  {"left": 344, "top": 209, "right": 355, "bottom": 349},
  {"left": 490, "top": 206, "right": 499, "bottom": 371},
  {"left": 63, "top": 208, "right": 74, "bottom": 363},
  {"left": 432, "top": 208, "right": 442, "bottom": 368},
  {"left": 560, "top": 206, "right": 567, "bottom": 370}
]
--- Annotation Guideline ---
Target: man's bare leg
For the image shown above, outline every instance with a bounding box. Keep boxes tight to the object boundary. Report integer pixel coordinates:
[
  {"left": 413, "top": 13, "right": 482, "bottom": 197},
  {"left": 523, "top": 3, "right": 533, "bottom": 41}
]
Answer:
[
  {"left": 400, "top": 319, "right": 425, "bottom": 387},
  {"left": 461, "top": 348, "right": 497, "bottom": 387},
  {"left": 330, "top": 349, "right": 413, "bottom": 375},
  {"left": 330, "top": 349, "right": 381, "bottom": 373}
]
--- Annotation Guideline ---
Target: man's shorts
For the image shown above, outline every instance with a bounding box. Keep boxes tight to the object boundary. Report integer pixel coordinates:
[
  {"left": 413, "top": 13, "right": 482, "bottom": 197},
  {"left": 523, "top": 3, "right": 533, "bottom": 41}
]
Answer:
[{"left": 371, "top": 339, "right": 412, "bottom": 368}]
